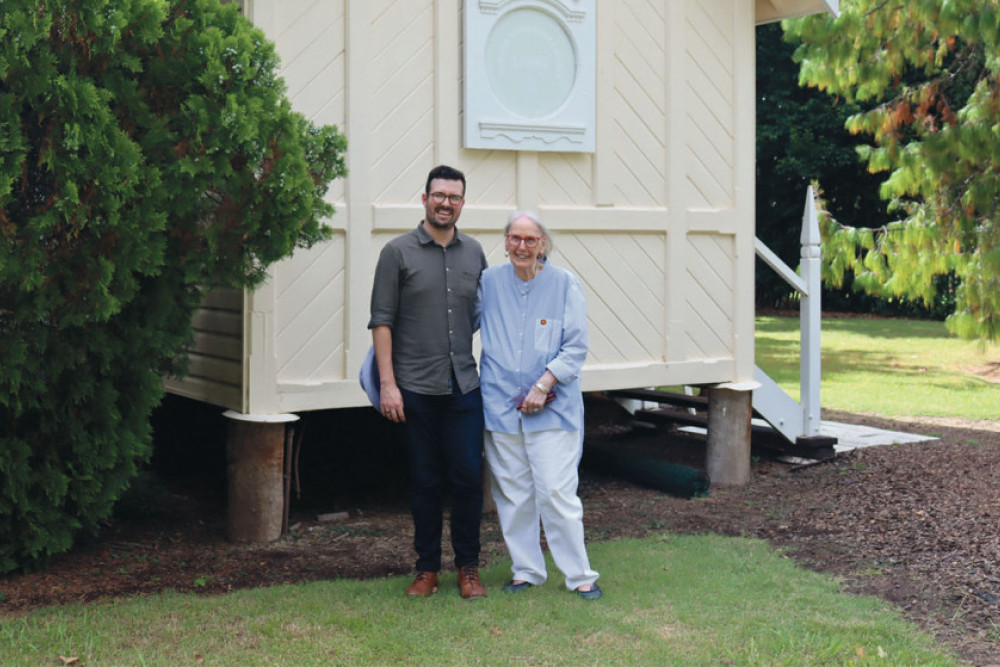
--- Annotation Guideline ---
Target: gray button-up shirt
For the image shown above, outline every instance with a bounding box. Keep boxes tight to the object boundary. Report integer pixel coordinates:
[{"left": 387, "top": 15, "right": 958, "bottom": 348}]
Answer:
[{"left": 368, "top": 222, "right": 487, "bottom": 395}]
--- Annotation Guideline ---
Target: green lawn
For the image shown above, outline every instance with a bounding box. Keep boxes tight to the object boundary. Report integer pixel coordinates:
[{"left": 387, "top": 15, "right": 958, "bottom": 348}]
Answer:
[
  {"left": 0, "top": 535, "right": 958, "bottom": 666},
  {"left": 756, "top": 315, "right": 1000, "bottom": 420}
]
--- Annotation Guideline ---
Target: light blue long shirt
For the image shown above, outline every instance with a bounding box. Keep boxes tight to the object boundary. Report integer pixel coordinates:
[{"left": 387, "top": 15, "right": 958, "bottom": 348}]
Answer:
[{"left": 479, "top": 262, "right": 588, "bottom": 435}]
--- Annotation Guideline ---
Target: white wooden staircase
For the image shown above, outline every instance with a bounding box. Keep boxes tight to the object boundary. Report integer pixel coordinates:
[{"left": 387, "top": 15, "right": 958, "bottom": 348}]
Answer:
[
  {"left": 609, "top": 187, "right": 838, "bottom": 459},
  {"left": 751, "top": 186, "right": 836, "bottom": 457}
]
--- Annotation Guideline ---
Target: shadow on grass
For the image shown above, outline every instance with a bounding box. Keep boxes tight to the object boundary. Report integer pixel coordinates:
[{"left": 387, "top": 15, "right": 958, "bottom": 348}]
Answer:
[{"left": 756, "top": 315, "right": 946, "bottom": 340}]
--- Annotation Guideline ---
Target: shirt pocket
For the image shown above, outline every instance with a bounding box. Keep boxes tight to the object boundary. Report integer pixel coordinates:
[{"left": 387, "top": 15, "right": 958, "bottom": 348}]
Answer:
[{"left": 534, "top": 318, "right": 561, "bottom": 354}]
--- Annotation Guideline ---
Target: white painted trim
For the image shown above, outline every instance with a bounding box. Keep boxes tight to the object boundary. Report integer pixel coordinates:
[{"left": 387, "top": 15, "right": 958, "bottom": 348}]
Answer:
[
  {"left": 242, "top": 0, "right": 275, "bottom": 39},
  {"left": 665, "top": 0, "right": 686, "bottom": 366},
  {"left": 372, "top": 204, "right": 677, "bottom": 232},
  {"left": 593, "top": 0, "right": 614, "bottom": 205},
  {"left": 732, "top": 0, "right": 757, "bottom": 382},
  {"left": 755, "top": 237, "right": 807, "bottom": 293},
  {"left": 223, "top": 409, "right": 300, "bottom": 424},
  {"left": 164, "top": 377, "right": 243, "bottom": 412},
  {"left": 238, "top": 0, "right": 280, "bottom": 416},
  {"left": 582, "top": 359, "right": 738, "bottom": 391},
  {"left": 715, "top": 380, "right": 761, "bottom": 392},
  {"left": 516, "top": 152, "right": 539, "bottom": 211},
  {"left": 799, "top": 186, "right": 823, "bottom": 436},
  {"left": 539, "top": 207, "right": 670, "bottom": 231},
  {"left": 269, "top": 358, "right": 741, "bottom": 414},
  {"left": 246, "top": 281, "right": 280, "bottom": 413},
  {"left": 688, "top": 209, "right": 741, "bottom": 234},
  {"left": 435, "top": 0, "right": 460, "bottom": 163},
  {"left": 345, "top": 0, "right": 373, "bottom": 404},
  {"left": 753, "top": 365, "right": 804, "bottom": 440},
  {"left": 755, "top": 0, "right": 838, "bottom": 25}
]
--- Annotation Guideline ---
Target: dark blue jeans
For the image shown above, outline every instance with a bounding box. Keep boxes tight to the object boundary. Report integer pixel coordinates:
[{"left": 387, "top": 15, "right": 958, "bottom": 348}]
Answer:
[{"left": 398, "top": 383, "right": 484, "bottom": 572}]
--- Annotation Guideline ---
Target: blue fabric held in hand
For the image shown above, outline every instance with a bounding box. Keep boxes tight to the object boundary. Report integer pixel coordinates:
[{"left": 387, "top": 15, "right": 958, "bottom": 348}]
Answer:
[{"left": 359, "top": 345, "right": 381, "bottom": 411}]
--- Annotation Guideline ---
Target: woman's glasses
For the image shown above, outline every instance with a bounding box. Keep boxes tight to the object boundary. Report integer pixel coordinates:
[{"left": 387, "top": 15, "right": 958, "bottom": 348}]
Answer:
[
  {"left": 428, "top": 192, "right": 465, "bottom": 205},
  {"left": 506, "top": 234, "right": 542, "bottom": 248}
]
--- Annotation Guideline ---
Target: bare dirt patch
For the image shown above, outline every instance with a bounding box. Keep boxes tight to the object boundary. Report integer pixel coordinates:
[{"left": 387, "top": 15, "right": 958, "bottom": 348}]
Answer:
[
  {"left": 969, "top": 362, "right": 1000, "bottom": 384},
  {"left": 1, "top": 402, "right": 998, "bottom": 665}
]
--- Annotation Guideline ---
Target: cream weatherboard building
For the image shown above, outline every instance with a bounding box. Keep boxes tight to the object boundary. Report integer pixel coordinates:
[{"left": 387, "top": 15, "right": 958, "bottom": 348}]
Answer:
[{"left": 166, "top": 0, "right": 838, "bottom": 514}]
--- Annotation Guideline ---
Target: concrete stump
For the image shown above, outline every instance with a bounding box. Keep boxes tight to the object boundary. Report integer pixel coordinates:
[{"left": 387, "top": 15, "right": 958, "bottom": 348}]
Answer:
[
  {"left": 705, "top": 385, "right": 753, "bottom": 485},
  {"left": 223, "top": 411, "right": 299, "bottom": 543}
]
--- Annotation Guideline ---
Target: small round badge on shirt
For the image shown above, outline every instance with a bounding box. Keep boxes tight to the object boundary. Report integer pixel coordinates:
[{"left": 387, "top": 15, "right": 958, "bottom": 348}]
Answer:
[{"left": 540, "top": 319, "right": 547, "bottom": 325}]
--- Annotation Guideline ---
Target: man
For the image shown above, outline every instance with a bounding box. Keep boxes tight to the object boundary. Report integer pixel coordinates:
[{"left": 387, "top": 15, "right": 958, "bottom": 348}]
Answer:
[{"left": 368, "top": 165, "right": 489, "bottom": 599}]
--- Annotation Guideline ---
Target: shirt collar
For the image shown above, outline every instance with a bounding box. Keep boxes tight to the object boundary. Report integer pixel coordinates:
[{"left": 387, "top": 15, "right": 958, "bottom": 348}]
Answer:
[{"left": 415, "top": 221, "right": 461, "bottom": 247}]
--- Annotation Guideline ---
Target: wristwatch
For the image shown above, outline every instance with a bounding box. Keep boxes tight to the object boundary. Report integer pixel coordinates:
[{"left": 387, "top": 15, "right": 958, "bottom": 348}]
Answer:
[{"left": 534, "top": 382, "right": 550, "bottom": 393}]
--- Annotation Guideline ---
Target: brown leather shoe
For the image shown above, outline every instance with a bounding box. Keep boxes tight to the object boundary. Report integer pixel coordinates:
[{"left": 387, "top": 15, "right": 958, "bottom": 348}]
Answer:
[
  {"left": 457, "top": 565, "right": 487, "bottom": 599},
  {"left": 404, "top": 571, "right": 439, "bottom": 597}
]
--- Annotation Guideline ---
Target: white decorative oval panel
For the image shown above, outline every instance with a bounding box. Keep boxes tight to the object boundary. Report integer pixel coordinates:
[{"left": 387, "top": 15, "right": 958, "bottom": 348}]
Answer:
[
  {"left": 465, "top": 0, "right": 596, "bottom": 152},
  {"left": 485, "top": 9, "right": 577, "bottom": 118}
]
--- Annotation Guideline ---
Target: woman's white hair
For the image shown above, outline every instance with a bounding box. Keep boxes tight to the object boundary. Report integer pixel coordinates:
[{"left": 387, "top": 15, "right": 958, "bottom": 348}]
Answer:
[{"left": 505, "top": 210, "right": 553, "bottom": 258}]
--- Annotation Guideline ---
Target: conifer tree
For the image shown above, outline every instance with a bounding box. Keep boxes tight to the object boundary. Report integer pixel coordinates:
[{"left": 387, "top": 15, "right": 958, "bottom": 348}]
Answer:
[
  {"left": 0, "top": 0, "right": 346, "bottom": 573},
  {"left": 756, "top": 22, "right": 892, "bottom": 311},
  {"left": 785, "top": 0, "right": 1000, "bottom": 339}
]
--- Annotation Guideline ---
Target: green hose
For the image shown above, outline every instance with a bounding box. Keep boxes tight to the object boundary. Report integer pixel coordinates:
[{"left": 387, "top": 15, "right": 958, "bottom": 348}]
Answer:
[{"left": 582, "top": 446, "right": 710, "bottom": 498}]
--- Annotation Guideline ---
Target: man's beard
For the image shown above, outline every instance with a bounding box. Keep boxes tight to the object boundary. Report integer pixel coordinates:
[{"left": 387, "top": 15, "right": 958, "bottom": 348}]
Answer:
[{"left": 427, "top": 208, "right": 456, "bottom": 229}]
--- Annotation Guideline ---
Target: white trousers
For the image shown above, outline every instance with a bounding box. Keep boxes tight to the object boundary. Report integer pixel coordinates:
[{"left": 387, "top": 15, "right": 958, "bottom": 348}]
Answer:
[{"left": 485, "top": 429, "right": 599, "bottom": 590}]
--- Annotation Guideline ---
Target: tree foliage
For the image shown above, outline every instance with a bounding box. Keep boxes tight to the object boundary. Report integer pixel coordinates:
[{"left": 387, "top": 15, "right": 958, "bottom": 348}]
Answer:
[
  {"left": 785, "top": 0, "right": 1000, "bottom": 339},
  {"left": 0, "top": 0, "right": 347, "bottom": 573}
]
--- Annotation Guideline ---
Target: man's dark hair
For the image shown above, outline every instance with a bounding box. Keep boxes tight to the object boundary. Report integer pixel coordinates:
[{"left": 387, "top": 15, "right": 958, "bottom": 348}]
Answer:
[{"left": 425, "top": 164, "right": 466, "bottom": 195}]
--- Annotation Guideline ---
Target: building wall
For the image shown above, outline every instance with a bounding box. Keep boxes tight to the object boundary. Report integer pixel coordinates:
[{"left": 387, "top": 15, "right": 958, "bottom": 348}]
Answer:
[
  {"left": 163, "top": 288, "right": 244, "bottom": 407},
  {"left": 167, "top": 0, "right": 758, "bottom": 414}
]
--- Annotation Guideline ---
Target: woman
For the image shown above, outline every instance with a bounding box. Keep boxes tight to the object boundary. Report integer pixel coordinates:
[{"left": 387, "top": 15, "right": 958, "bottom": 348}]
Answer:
[{"left": 478, "top": 210, "right": 602, "bottom": 600}]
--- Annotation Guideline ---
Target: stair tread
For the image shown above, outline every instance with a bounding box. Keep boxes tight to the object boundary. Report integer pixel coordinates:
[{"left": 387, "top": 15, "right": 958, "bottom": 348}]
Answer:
[{"left": 607, "top": 388, "right": 708, "bottom": 409}]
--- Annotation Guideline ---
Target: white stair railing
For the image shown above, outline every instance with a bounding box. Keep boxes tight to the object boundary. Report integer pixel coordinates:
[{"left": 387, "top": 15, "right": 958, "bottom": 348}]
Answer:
[{"left": 753, "top": 186, "right": 823, "bottom": 443}]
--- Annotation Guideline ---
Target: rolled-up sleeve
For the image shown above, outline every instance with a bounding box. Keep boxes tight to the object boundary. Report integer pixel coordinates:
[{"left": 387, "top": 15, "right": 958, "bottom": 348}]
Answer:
[
  {"left": 546, "top": 275, "right": 588, "bottom": 384},
  {"left": 368, "top": 244, "right": 400, "bottom": 330}
]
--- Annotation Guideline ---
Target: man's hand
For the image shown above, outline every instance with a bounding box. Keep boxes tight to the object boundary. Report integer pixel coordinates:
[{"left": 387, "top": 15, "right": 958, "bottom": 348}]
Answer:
[
  {"left": 380, "top": 383, "right": 405, "bottom": 423},
  {"left": 372, "top": 325, "right": 404, "bottom": 422}
]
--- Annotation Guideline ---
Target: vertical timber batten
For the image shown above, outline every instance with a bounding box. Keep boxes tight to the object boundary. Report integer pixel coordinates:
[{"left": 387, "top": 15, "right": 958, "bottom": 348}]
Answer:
[
  {"left": 241, "top": 0, "right": 280, "bottom": 416},
  {"left": 345, "top": 0, "right": 373, "bottom": 406},
  {"left": 665, "top": 0, "right": 686, "bottom": 368},
  {"left": 733, "top": 0, "right": 757, "bottom": 382},
  {"left": 593, "top": 0, "right": 615, "bottom": 206},
  {"left": 517, "top": 153, "right": 539, "bottom": 212},
  {"left": 435, "top": 0, "right": 460, "bottom": 164}
]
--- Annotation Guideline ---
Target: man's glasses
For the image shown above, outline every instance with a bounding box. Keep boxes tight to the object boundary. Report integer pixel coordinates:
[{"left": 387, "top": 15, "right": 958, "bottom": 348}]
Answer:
[
  {"left": 506, "top": 234, "right": 542, "bottom": 248},
  {"left": 428, "top": 192, "right": 465, "bottom": 205}
]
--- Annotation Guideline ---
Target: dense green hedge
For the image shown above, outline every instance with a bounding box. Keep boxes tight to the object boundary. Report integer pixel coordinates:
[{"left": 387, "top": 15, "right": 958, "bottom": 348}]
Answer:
[{"left": 0, "top": 0, "right": 346, "bottom": 574}]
